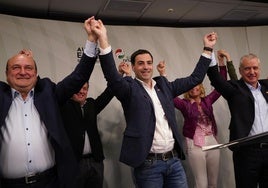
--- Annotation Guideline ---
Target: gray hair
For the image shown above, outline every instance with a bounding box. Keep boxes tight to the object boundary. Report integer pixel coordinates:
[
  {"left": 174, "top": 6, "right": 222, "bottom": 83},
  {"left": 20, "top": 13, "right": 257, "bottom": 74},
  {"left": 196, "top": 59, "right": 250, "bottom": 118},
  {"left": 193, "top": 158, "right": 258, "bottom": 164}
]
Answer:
[{"left": 239, "top": 53, "right": 260, "bottom": 68}]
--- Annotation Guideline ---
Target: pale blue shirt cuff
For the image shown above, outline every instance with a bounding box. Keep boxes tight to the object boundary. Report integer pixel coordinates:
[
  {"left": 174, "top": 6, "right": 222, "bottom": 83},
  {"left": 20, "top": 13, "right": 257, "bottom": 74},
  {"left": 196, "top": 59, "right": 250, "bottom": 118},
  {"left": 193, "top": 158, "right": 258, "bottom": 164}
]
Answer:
[
  {"left": 99, "top": 46, "right": 112, "bottom": 55},
  {"left": 84, "top": 40, "right": 98, "bottom": 57},
  {"left": 202, "top": 51, "right": 217, "bottom": 67},
  {"left": 210, "top": 51, "right": 217, "bottom": 67}
]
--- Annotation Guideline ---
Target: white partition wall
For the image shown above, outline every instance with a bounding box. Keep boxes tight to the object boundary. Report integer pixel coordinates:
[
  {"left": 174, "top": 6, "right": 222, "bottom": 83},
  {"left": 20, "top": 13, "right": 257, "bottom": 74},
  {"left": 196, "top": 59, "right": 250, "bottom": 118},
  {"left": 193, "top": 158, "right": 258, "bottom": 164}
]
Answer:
[{"left": 1, "top": 14, "right": 268, "bottom": 188}]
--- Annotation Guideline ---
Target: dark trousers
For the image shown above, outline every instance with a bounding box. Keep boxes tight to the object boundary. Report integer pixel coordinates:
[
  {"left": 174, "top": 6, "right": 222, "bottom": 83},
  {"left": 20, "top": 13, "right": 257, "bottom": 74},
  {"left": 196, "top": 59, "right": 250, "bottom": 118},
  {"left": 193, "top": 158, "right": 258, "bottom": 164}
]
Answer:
[
  {"left": 74, "top": 157, "right": 104, "bottom": 188},
  {"left": 233, "top": 145, "right": 268, "bottom": 188}
]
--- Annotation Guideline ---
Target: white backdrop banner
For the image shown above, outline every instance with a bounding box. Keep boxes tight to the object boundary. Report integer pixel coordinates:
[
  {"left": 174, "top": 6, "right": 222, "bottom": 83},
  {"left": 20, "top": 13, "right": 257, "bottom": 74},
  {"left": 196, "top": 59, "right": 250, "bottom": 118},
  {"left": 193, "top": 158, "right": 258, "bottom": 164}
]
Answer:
[{"left": 1, "top": 13, "right": 268, "bottom": 188}]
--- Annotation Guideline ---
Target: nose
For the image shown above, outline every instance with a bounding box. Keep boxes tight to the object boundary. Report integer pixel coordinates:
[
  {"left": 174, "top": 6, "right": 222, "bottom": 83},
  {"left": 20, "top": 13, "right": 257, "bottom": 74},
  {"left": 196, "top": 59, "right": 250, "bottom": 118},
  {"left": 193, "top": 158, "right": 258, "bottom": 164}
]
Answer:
[
  {"left": 249, "top": 67, "right": 255, "bottom": 74},
  {"left": 79, "top": 89, "right": 87, "bottom": 95},
  {"left": 19, "top": 67, "right": 27, "bottom": 74},
  {"left": 144, "top": 63, "right": 150, "bottom": 69},
  {"left": 78, "top": 90, "right": 85, "bottom": 95}
]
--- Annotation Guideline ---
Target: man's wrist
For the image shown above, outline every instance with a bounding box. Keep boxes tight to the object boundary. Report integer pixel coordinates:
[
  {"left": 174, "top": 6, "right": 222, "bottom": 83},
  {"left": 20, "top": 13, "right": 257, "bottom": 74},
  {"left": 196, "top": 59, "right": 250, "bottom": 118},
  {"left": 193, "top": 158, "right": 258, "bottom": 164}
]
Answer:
[
  {"left": 84, "top": 40, "right": 98, "bottom": 57},
  {"left": 210, "top": 51, "right": 217, "bottom": 67},
  {"left": 203, "top": 46, "right": 213, "bottom": 52},
  {"left": 201, "top": 51, "right": 217, "bottom": 67},
  {"left": 99, "top": 45, "right": 112, "bottom": 55},
  {"left": 201, "top": 53, "right": 211, "bottom": 59}
]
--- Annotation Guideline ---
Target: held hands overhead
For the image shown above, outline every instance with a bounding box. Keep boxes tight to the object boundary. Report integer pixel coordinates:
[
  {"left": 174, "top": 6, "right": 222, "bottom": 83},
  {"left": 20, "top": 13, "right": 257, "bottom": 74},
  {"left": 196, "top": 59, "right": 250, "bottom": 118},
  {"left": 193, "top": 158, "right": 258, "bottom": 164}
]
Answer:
[
  {"left": 84, "top": 17, "right": 218, "bottom": 51},
  {"left": 84, "top": 16, "right": 98, "bottom": 43},
  {"left": 217, "top": 50, "right": 231, "bottom": 66},
  {"left": 85, "top": 16, "right": 217, "bottom": 51},
  {"left": 85, "top": 16, "right": 218, "bottom": 54},
  {"left": 84, "top": 16, "right": 219, "bottom": 71},
  {"left": 84, "top": 16, "right": 109, "bottom": 49},
  {"left": 217, "top": 50, "right": 231, "bottom": 61}
]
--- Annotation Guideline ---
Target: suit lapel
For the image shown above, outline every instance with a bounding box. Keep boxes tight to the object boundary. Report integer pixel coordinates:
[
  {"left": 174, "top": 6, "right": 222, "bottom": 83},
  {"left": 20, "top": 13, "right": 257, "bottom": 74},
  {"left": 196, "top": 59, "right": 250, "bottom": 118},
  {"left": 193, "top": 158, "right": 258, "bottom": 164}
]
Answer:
[
  {"left": 134, "top": 78, "right": 154, "bottom": 106},
  {"left": 239, "top": 80, "right": 255, "bottom": 101},
  {"left": 154, "top": 83, "right": 171, "bottom": 122},
  {"left": 72, "top": 101, "right": 83, "bottom": 119},
  {"left": 260, "top": 85, "right": 268, "bottom": 102}
]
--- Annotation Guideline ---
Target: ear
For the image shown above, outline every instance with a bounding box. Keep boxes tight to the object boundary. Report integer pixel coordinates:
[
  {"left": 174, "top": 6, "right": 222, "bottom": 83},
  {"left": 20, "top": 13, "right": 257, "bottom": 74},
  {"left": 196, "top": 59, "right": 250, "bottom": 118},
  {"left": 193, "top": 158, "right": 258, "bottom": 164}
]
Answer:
[
  {"left": 5, "top": 73, "right": 8, "bottom": 83},
  {"left": 239, "top": 67, "right": 242, "bottom": 75}
]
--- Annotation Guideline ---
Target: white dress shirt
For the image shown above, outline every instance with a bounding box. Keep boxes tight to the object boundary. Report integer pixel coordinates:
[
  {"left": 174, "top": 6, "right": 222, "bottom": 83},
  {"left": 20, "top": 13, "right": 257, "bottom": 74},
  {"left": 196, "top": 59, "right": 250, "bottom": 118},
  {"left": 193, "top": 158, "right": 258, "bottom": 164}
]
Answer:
[
  {"left": 246, "top": 82, "right": 268, "bottom": 136},
  {"left": 84, "top": 40, "right": 212, "bottom": 153},
  {"left": 81, "top": 105, "right": 92, "bottom": 155},
  {"left": 136, "top": 78, "right": 175, "bottom": 153},
  {"left": 0, "top": 89, "right": 55, "bottom": 178}
]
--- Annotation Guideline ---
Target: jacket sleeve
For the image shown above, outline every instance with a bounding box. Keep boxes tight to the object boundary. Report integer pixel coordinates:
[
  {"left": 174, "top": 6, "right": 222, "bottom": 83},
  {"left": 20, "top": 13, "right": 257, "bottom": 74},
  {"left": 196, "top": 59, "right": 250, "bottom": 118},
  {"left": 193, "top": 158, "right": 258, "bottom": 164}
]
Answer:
[
  {"left": 56, "top": 53, "right": 97, "bottom": 105},
  {"left": 173, "top": 96, "right": 187, "bottom": 111},
  {"left": 170, "top": 55, "right": 211, "bottom": 97},
  {"left": 206, "top": 65, "right": 227, "bottom": 103},
  {"left": 94, "top": 87, "right": 114, "bottom": 114},
  {"left": 218, "top": 65, "right": 227, "bottom": 80},
  {"left": 99, "top": 51, "right": 132, "bottom": 101},
  {"left": 227, "top": 60, "right": 238, "bottom": 80},
  {"left": 207, "top": 65, "right": 236, "bottom": 99}
]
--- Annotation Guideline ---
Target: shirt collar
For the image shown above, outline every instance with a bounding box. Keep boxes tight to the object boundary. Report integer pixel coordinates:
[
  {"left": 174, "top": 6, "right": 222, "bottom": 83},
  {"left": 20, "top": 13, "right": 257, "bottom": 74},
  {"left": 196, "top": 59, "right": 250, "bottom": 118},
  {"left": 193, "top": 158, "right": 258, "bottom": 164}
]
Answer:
[
  {"left": 244, "top": 81, "right": 261, "bottom": 91},
  {"left": 135, "top": 77, "right": 156, "bottom": 89},
  {"left": 11, "top": 88, "right": 35, "bottom": 99}
]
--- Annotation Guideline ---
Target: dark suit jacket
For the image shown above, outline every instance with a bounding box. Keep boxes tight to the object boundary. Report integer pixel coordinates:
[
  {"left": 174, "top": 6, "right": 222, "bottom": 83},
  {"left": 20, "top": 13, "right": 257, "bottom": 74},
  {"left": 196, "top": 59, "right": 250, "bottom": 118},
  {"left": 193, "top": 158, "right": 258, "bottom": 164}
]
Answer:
[
  {"left": 0, "top": 53, "right": 97, "bottom": 188},
  {"left": 61, "top": 87, "right": 114, "bottom": 162},
  {"left": 207, "top": 65, "right": 268, "bottom": 149},
  {"left": 99, "top": 51, "right": 211, "bottom": 168}
]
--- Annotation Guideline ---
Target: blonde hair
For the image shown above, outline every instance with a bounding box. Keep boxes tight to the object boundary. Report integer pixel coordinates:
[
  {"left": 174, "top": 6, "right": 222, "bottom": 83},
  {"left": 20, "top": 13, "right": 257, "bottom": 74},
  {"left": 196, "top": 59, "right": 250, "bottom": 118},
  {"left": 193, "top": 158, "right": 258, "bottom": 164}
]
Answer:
[{"left": 183, "top": 84, "right": 206, "bottom": 100}]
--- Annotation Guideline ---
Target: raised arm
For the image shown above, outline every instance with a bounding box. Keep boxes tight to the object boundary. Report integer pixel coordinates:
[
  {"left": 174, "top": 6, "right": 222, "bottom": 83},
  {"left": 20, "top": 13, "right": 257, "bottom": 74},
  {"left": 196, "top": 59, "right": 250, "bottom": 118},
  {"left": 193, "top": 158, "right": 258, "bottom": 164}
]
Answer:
[
  {"left": 169, "top": 32, "right": 218, "bottom": 97},
  {"left": 157, "top": 60, "right": 166, "bottom": 77},
  {"left": 89, "top": 18, "right": 131, "bottom": 100},
  {"left": 56, "top": 17, "right": 99, "bottom": 105},
  {"left": 203, "top": 32, "right": 217, "bottom": 56},
  {"left": 217, "top": 49, "right": 238, "bottom": 80},
  {"left": 90, "top": 18, "right": 109, "bottom": 49},
  {"left": 84, "top": 16, "right": 98, "bottom": 43},
  {"left": 118, "top": 62, "right": 132, "bottom": 77}
]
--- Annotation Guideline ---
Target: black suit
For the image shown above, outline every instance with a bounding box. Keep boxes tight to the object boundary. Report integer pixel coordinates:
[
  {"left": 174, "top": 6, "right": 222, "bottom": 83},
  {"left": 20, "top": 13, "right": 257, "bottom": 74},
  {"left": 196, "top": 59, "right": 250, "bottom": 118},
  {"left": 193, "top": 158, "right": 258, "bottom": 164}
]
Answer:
[
  {"left": 207, "top": 65, "right": 268, "bottom": 188},
  {"left": 0, "top": 53, "right": 96, "bottom": 188},
  {"left": 60, "top": 87, "right": 113, "bottom": 188},
  {"left": 61, "top": 87, "right": 114, "bottom": 162}
]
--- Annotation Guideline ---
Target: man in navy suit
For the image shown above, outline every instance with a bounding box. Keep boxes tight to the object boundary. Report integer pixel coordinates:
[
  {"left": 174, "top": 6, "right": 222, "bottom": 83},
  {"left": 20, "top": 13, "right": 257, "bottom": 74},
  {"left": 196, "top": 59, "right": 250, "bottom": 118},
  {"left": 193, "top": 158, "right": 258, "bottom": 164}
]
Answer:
[
  {"left": 207, "top": 53, "right": 268, "bottom": 188},
  {"left": 0, "top": 18, "right": 99, "bottom": 188},
  {"left": 84, "top": 17, "right": 217, "bottom": 188}
]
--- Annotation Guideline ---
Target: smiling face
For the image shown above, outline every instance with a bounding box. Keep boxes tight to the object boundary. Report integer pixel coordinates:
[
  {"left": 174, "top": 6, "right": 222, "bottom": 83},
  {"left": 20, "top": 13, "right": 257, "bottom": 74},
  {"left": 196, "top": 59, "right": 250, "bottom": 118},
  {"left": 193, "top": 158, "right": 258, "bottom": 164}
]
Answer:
[
  {"left": 132, "top": 53, "right": 153, "bottom": 85},
  {"left": 188, "top": 85, "right": 202, "bottom": 98},
  {"left": 72, "top": 82, "right": 89, "bottom": 105},
  {"left": 239, "top": 54, "right": 260, "bottom": 88},
  {"left": 6, "top": 54, "right": 37, "bottom": 96},
  {"left": 183, "top": 84, "right": 205, "bottom": 101}
]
